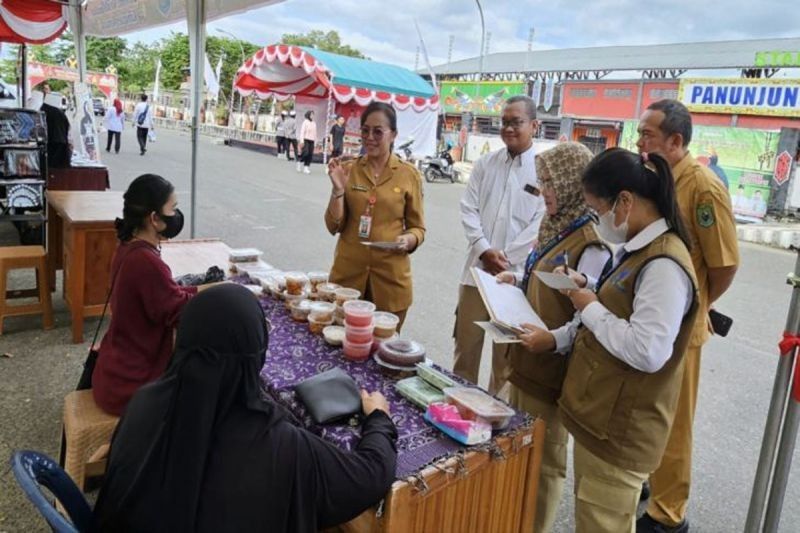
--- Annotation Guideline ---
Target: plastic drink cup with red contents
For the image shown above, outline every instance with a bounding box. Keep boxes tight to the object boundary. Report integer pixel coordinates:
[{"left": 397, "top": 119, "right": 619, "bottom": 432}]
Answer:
[
  {"left": 345, "top": 322, "right": 375, "bottom": 344},
  {"left": 343, "top": 339, "right": 372, "bottom": 361},
  {"left": 343, "top": 300, "right": 376, "bottom": 327}
]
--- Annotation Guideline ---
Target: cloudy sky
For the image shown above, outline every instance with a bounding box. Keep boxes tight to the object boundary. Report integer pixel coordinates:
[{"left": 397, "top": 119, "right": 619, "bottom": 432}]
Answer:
[{"left": 123, "top": 0, "right": 800, "bottom": 69}]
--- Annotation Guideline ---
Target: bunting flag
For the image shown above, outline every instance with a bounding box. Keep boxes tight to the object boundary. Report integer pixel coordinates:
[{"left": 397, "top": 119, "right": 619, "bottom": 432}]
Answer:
[
  {"left": 204, "top": 53, "right": 220, "bottom": 99},
  {"left": 543, "top": 78, "right": 555, "bottom": 112},
  {"left": 152, "top": 58, "right": 162, "bottom": 100},
  {"left": 531, "top": 78, "right": 542, "bottom": 108},
  {"left": 213, "top": 55, "right": 224, "bottom": 101}
]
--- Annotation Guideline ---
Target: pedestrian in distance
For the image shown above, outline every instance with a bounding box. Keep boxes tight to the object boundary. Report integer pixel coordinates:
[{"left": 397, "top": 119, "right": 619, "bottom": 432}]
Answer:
[
  {"left": 133, "top": 94, "right": 154, "bottom": 156},
  {"left": 284, "top": 110, "right": 299, "bottom": 161},
  {"left": 105, "top": 98, "right": 125, "bottom": 154},
  {"left": 298, "top": 110, "right": 317, "bottom": 174},
  {"left": 275, "top": 110, "right": 287, "bottom": 159},
  {"left": 329, "top": 115, "right": 346, "bottom": 158}
]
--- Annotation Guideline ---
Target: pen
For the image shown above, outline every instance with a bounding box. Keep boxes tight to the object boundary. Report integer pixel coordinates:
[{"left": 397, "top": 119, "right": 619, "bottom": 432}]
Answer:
[{"left": 562, "top": 251, "right": 569, "bottom": 269}]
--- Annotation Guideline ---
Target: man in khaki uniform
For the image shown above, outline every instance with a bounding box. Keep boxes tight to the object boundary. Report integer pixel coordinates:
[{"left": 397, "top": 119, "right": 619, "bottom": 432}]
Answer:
[{"left": 635, "top": 99, "right": 739, "bottom": 533}]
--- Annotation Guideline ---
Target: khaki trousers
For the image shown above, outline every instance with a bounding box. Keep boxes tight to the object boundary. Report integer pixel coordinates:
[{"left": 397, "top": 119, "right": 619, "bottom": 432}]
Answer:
[
  {"left": 510, "top": 386, "right": 567, "bottom": 533},
  {"left": 647, "top": 344, "right": 702, "bottom": 526},
  {"left": 452, "top": 284, "right": 510, "bottom": 395},
  {"left": 573, "top": 441, "right": 649, "bottom": 533}
]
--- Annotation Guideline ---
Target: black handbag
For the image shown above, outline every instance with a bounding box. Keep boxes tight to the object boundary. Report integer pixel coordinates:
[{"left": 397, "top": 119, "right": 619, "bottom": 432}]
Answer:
[
  {"left": 295, "top": 368, "right": 362, "bottom": 425},
  {"left": 76, "top": 258, "right": 123, "bottom": 391}
]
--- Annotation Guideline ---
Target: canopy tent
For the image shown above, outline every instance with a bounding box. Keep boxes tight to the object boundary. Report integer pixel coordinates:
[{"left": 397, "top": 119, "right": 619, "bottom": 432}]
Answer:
[
  {"left": 0, "top": 0, "right": 67, "bottom": 45},
  {"left": 235, "top": 45, "right": 440, "bottom": 158},
  {"left": 61, "top": 0, "right": 288, "bottom": 237}
]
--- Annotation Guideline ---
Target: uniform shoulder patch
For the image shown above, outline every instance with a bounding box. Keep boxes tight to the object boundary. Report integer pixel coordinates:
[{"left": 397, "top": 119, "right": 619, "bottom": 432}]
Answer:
[{"left": 696, "top": 202, "right": 716, "bottom": 228}]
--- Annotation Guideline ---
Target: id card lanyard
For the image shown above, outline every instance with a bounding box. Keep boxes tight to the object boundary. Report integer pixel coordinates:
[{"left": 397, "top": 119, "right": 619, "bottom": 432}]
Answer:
[{"left": 358, "top": 193, "right": 377, "bottom": 239}]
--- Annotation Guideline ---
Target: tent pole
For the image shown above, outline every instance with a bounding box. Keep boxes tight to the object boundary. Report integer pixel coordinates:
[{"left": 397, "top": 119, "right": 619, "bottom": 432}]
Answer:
[
  {"left": 323, "top": 75, "right": 335, "bottom": 166},
  {"left": 187, "top": 0, "right": 207, "bottom": 238},
  {"left": 68, "top": 4, "right": 87, "bottom": 82},
  {"left": 20, "top": 44, "right": 28, "bottom": 107}
]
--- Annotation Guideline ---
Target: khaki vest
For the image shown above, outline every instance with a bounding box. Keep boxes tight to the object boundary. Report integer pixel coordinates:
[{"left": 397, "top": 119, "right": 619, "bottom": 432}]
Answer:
[
  {"left": 509, "top": 223, "right": 606, "bottom": 402},
  {"left": 558, "top": 232, "right": 699, "bottom": 473}
]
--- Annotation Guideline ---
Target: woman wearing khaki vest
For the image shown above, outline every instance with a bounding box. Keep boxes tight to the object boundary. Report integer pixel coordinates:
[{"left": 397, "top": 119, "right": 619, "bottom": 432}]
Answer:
[
  {"left": 496, "top": 142, "right": 610, "bottom": 533},
  {"left": 558, "top": 148, "right": 699, "bottom": 533}
]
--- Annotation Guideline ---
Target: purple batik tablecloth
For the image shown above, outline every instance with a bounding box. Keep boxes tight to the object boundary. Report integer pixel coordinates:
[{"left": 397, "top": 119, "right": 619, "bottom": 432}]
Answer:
[{"left": 253, "top": 290, "right": 532, "bottom": 480}]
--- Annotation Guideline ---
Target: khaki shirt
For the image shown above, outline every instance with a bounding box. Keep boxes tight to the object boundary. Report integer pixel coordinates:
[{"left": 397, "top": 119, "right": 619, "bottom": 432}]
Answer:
[
  {"left": 673, "top": 153, "right": 739, "bottom": 346},
  {"left": 324, "top": 155, "right": 425, "bottom": 312}
]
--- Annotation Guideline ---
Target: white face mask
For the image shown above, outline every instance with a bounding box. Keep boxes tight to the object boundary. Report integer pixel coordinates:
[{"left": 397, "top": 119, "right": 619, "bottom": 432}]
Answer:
[{"left": 596, "top": 198, "right": 629, "bottom": 244}]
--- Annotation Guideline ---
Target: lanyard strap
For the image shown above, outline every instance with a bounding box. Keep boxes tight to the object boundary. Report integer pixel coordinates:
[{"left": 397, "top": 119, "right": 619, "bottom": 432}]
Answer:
[{"left": 521, "top": 214, "right": 594, "bottom": 291}]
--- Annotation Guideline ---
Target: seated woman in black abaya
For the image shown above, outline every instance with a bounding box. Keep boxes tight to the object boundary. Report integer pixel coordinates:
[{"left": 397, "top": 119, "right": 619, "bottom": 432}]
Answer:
[{"left": 93, "top": 284, "right": 398, "bottom": 533}]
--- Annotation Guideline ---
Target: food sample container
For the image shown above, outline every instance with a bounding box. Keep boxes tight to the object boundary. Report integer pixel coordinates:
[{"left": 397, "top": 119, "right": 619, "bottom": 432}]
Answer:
[
  {"left": 343, "top": 339, "right": 372, "bottom": 361},
  {"left": 395, "top": 377, "right": 446, "bottom": 409},
  {"left": 308, "top": 315, "right": 333, "bottom": 335},
  {"left": 284, "top": 272, "right": 309, "bottom": 296},
  {"left": 345, "top": 322, "right": 374, "bottom": 344},
  {"left": 323, "top": 325, "right": 346, "bottom": 346},
  {"left": 416, "top": 363, "right": 457, "bottom": 391},
  {"left": 289, "top": 299, "right": 313, "bottom": 322},
  {"left": 377, "top": 338, "right": 426, "bottom": 367},
  {"left": 317, "top": 282, "right": 341, "bottom": 302},
  {"left": 342, "top": 300, "right": 376, "bottom": 327},
  {"left": 307, "top": 271, "right": 329, "bottom": 293},
  {"left": 308, "top": 301, "right": 336, "bottom": 322},
  {"left": 373, "top": 312, "right": 400, "bottom": 338},
  {"left": 229, "top": 248, "right": 263, "bottom": 263},
  {"left": 334, "top": 287, "right": 361, "bottom": 306},
  {"left": 443, "top": 387, "right": 516, "bottom": 430},
  {"left": 373, "top": 333, "right": 398, "bottom": 353},
  {"left": 333, "top": 305, "right": 346, "bottom": 326}
]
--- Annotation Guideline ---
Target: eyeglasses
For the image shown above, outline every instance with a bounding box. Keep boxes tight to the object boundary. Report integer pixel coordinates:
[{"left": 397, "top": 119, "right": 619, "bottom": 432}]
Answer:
[
  {"left": 360, "top": 126, "right": 386, "bottom": 139},
  {"left": 501, "top": 119, "right": 529, "bottom": 130}
]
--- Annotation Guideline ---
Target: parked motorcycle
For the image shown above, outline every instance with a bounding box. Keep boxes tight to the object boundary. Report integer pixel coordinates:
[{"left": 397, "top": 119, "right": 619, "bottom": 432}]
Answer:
[{"left": 422, "top": 145, "right": 456, "bottom": 183}]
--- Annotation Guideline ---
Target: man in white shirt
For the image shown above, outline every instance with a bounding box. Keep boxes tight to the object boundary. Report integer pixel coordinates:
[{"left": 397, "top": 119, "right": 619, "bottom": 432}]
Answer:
[
  {"left": 133, "top": 94, "right": 153, "bottom": 156},
  {"left": 453, "top": 95, "right": 546, "bottom": 395}
]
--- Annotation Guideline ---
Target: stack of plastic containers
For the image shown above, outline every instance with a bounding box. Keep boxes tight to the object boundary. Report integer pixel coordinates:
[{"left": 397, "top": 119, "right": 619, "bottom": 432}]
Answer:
[{"left": 342, "top": 300, "right": 376, "bottom": 361}]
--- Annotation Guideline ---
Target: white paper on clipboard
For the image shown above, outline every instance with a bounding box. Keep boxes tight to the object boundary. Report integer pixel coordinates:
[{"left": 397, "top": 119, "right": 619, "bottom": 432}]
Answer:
[
  {"left": 534, "top": 271, "right": 580, "bottom": 290},
  {"left": 475, "top": 322, "right": 522, "bottom": 344},
  {"left": 471, "top": 267, "right": 547, "bottom": 331}
]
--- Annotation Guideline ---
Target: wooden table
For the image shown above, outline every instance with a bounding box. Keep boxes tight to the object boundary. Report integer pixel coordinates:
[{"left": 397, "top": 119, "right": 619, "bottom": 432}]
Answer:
[
  {"left": 161, "top": 239, "right": 231, "bottom": 277},
  {"left": 48, "top": 166, "right": 110, "bottom": 191},
  {"left": 46, "top": 191, "right": 122, "bottom": 343},
  {"left": 335, "top": 419, "right": 545, "bottom": 533}
]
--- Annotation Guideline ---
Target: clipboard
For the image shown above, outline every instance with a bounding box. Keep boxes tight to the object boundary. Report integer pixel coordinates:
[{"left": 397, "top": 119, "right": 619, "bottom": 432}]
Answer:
[{"left": 470, "top": 267, "right": 547, "bottom": 333}]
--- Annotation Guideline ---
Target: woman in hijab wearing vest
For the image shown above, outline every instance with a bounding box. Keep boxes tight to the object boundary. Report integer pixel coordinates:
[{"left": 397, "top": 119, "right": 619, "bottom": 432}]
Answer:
[
  {"left": 496, "top": 141, "right": 611, "bottom": 533},
  {"left": 93, "top": 284, "right": 398, "bottom": 533},
  {"left": 557, "top": 148, "right": 699, "bottom": 533}
]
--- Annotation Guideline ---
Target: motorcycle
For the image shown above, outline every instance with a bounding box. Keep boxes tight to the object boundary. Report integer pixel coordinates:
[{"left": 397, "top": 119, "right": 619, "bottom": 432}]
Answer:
[
  {"left": 395, "top": 137, "right": 415, "bottom": 163},
  {"left": 422, "top": 145, "right": 456, "bottom": 183}
]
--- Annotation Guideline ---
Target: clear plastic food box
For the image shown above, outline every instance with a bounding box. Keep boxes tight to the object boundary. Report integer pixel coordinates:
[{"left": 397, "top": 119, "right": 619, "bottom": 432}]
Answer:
[{"left": 442, "top": 387, "right": 515, "bottom": 429}]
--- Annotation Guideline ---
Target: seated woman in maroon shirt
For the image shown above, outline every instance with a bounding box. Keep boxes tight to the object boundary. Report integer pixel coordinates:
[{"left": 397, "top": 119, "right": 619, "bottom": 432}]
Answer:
[{"left": 92, "top": 174, "right": 197, "bottom": 416}]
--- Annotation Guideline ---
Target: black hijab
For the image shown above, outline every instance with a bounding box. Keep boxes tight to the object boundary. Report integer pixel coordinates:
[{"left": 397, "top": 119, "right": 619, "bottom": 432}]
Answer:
[{"left": 93, "top": 284, "right": 284, "bottom": 532}]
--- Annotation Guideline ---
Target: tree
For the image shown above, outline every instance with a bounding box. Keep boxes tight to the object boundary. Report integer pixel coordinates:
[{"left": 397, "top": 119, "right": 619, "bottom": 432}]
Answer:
[
  {"left": 280, "top": 30, "right": 365, "bottom": 59},
  {"left": 205, "top": 36, "right": 260, "bottom": 104},
  {"left": 117, "top": 42, "right": 161, "bottom": 93}
]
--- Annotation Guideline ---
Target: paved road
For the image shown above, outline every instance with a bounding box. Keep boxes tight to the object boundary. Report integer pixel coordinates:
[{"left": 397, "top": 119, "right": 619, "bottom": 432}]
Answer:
[{"left": 1, "top": 127, "right": 798, "bottom": 531}]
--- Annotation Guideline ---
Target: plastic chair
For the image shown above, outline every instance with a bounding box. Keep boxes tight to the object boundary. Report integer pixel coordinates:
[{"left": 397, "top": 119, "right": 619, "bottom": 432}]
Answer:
[{"left": 10, "top": 450, "right": 93, "bottom": 533}]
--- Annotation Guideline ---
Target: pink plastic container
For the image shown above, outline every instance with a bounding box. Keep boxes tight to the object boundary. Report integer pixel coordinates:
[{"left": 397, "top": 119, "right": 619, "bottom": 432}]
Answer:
[
  {"left": 343, "top": 339, "right": 372, "bottom": 361},
  {"left": 343, "top": 299, "right": 376, "bottom": 327},
  {"left": 345, "top": 322, "right": 374, "bottom": 344}
]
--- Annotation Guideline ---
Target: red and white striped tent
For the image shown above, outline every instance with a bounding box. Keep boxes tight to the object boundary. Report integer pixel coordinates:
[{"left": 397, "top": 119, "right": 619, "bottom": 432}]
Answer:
[
  {"left": 0, "top": 0, "right": 67, "bottom": 44},
  {"left": 235, "top": 44, "right": 439, "bottom": 157}
]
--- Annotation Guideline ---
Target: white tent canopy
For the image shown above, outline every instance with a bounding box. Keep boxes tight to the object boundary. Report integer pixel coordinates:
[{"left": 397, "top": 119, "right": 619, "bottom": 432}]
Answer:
[{"left": 74, "top": 0, "right": 287, "bottom": 236}]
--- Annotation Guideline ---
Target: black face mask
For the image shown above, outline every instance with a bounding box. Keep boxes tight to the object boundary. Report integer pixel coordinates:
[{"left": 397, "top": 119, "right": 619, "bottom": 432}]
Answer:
[{"left": 158, "top": 208, "right": 184, "bottom": 239}]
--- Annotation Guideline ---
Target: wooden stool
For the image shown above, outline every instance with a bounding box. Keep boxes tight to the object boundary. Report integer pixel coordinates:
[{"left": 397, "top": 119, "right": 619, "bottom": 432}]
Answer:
[
  {"left": 61, "top": 390, "right": 120, "bottom": 491},
  {"left": 0, "top": 245, "right": 54, "bottom": 335}
]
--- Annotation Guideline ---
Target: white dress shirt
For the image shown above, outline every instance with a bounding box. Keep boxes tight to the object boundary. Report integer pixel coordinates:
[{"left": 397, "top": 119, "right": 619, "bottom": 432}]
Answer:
[
  {"left": 133, "top": 102, "right": 153, "bottom": 129},
  {"left": 575, "top": 219, "right": 694, "bottom": 373},
  {"left": 548, "top": 244, "right": 612, "bottom": 353},
  {"left": 460, "top": 145, "right": 546, "bottom": 286}
]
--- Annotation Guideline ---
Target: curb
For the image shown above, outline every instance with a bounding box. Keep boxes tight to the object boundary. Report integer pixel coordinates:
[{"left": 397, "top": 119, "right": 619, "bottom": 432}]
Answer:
[{"left": 737, "top": 225, "right": 800, "bottom": 249}]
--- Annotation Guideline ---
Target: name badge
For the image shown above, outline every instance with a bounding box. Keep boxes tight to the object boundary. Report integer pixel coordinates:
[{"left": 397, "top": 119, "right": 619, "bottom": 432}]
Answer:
[
  {"left": 352, "top": 184, "right": 369, "bottom": 192},
  {"left": 358, "top": 215, "right": 372, "bottom": 239},
  {"left": 524, "top": 184, "right": 540, "bottom": 196}
]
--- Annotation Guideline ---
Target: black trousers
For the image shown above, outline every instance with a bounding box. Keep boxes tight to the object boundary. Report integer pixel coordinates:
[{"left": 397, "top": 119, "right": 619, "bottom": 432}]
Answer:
[
  {"left": 331, "top": 145, "right": 343, "bottom": 158},
  {"left": 301, "top": 140, "right": 315, "bottom": 167},
  {"left": 286, "top": 138, "right": 299, "bottom": 160},
  {"left": 106, "top": 131, "right": 121, "bottom": 153},
  {"left": 137, "top": 127, "right": 149, "bottom": 153},
  {"left": 276, "top": 135, "right": 285, "bottom": 155}
]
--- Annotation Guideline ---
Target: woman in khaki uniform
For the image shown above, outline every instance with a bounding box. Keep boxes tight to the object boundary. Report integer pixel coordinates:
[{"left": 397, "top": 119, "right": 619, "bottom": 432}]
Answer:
[
  {"left": 557, "top": 149, "right": 699, "bottom": 533},
  {"left": 496, "top": 142, "right": 610, "bottom": 533},
  {"left": 325, "top": 102, "right": 425, "bottom": 326}
]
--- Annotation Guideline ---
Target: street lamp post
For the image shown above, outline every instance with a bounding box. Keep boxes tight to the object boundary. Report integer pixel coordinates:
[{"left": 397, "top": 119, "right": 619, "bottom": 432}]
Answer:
[
  {"left": 216, "top": 28, "right": 246, "bottom": 127},
  {"left": 475, "top": 0, "right": 485, "bottom": 83}
]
